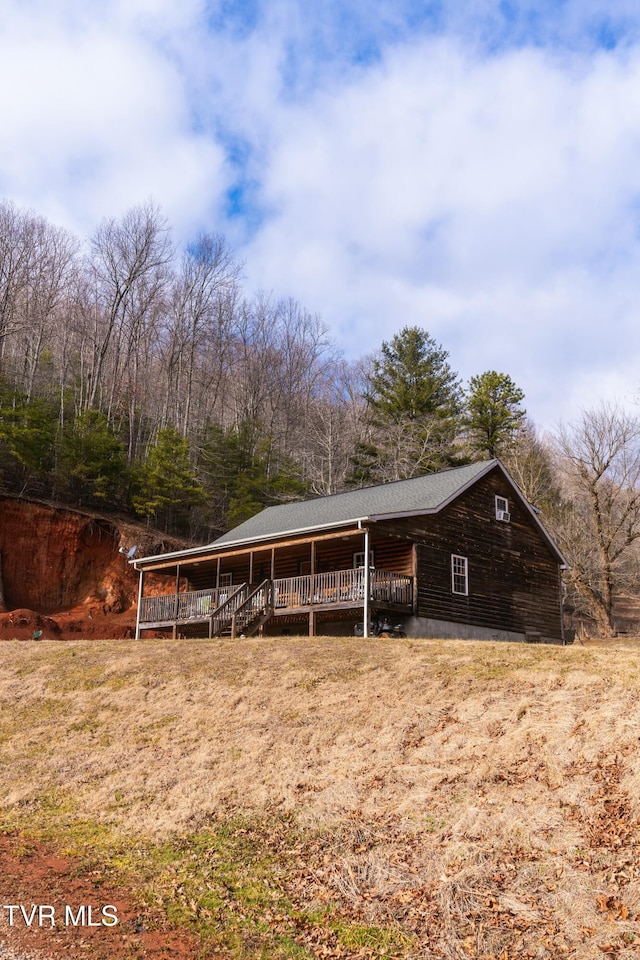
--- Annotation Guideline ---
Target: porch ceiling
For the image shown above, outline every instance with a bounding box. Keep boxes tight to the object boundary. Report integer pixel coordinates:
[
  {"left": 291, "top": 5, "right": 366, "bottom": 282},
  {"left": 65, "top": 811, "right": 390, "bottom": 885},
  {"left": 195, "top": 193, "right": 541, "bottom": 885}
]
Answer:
[{"left": 138, "top": 525, "right": 368, "bottom": 577}]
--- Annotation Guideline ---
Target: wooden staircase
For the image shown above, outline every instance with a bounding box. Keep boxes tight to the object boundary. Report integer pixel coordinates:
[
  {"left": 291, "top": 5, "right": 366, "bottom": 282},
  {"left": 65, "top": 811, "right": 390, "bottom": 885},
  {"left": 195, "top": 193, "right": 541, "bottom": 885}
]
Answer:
[{"left": 210, "top": 580, "right": 273, "bottom": 638}]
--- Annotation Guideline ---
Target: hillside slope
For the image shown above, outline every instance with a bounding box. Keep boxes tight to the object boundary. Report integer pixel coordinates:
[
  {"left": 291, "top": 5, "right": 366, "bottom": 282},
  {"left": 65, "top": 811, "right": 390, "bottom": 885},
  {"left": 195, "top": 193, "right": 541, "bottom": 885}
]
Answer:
[
  {"left": 1, "top": 636, "right": 640, "bottom": 958},
  {"left": 0, "top": 496, "right": 188, "bottom": 640}
]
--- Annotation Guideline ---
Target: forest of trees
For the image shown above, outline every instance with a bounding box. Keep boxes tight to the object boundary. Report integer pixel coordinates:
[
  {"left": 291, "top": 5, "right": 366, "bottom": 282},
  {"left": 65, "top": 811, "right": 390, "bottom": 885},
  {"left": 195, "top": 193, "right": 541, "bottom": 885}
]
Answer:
[{"left": 2, "top": 197, "right": 640, "bottom": 636}]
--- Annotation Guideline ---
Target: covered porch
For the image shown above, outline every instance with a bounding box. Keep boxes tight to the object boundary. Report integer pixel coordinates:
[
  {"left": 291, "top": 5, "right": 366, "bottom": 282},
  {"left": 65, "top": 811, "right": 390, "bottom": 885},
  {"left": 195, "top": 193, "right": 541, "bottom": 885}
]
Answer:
[{"left": 134, "top": 524, "right": 416, "bottom": 639}]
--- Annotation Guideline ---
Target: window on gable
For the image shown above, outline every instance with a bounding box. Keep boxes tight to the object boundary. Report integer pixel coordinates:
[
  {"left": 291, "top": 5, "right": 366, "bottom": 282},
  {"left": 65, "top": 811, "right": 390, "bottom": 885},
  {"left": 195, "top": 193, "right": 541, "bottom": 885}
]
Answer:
[
  {"left": 451, "top": 554, "right": 468, "bottom": 595},
  {"left": 495, "top": 495, "right": 510, "bottom": 522}
]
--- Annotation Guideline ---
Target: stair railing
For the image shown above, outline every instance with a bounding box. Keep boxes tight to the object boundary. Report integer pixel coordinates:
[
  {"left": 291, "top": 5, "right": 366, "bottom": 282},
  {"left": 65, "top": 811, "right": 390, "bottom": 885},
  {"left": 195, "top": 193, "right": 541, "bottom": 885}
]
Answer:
[
  {"left": 229, "top": 579, "right": 273, "bottom": 638},
  {"left": 210, "top": 583, "right": 249, "bottom": 637}
]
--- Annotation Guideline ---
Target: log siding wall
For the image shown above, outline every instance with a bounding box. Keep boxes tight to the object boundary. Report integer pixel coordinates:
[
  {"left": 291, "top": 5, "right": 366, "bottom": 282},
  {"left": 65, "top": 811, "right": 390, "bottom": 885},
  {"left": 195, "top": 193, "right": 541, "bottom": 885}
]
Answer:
[{"left": 383, "top": 468, "right": 563, "bottom": 640}]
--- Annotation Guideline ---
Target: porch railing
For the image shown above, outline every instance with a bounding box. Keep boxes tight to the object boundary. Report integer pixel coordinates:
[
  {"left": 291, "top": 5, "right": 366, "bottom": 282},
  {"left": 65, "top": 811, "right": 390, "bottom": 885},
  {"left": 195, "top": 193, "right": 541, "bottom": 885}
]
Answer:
[
  {"left": 140, "top": 586, "right": 233, "bottom": 624},
  {"left": 140, "top": 569, "right": 413, "bottom": 626},
  {"left": 228, "top": 579, "right": 273, "bottom": 636},
  {"left": 273, "top": 569, "right": 412, "bottom": 609},
  {"left": 370, "top": 569, "right": 413, "bottom": 606},
  {"left": 210, "top": 583, "right": 250, "bottom": 636}
]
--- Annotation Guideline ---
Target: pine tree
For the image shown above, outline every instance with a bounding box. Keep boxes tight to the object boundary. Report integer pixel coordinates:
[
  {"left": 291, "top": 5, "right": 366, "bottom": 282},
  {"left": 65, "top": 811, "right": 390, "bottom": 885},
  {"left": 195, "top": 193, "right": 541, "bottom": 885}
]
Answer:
[
  {"left": 0, "top": 385, "right": 57, "bottom": 493},
  {"left": 199, "top": 420, "right": 308, "bottom": 531},
  {"left": 132, "top": 428, "right": 206, "bottom": 532},
  {"left": 57, "top": 410, "right": 127, "bottom": 506},
  {"left": 352, "top": 326, "right": 463, "bottom": 483},
  {"left": 464, "top": 371, "right": 526, "bottom": 459}
]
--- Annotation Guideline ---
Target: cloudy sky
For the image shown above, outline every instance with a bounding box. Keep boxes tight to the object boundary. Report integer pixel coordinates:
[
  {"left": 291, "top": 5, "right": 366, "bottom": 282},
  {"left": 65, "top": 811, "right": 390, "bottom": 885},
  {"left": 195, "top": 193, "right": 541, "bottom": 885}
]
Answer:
[{"left": 1, "top": 0, "right": 640, "bottom": 429}]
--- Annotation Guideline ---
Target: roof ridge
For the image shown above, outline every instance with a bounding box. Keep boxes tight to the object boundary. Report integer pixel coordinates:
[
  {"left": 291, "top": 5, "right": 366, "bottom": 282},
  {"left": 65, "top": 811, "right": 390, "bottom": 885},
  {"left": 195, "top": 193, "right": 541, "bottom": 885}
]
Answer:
[
  {"left": 259, "top": 458, "right": 496, "bottom": 514},
  {"left": 211, "top": 459, "right": 498, "bottom": 547}
]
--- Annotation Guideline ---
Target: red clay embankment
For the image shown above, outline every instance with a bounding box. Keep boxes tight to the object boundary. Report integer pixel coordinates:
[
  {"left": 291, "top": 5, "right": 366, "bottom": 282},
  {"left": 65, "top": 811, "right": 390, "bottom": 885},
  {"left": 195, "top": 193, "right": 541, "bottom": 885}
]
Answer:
[{"left": 0, "top": 497, "right": 183, "bottom": 641}]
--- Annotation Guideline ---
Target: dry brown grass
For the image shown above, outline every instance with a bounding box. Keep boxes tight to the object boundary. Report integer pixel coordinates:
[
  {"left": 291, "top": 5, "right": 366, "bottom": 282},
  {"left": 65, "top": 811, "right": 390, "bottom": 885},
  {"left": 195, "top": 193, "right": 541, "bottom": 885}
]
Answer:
[{"left": 2, "top": 635, "right": 640, "bottom": 957}]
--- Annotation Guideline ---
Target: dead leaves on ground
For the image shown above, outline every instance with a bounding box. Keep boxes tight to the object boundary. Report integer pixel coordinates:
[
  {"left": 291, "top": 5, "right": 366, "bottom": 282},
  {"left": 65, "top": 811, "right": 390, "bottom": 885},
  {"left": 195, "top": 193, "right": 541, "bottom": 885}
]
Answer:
[{"left": 232, "top": 749, "right": 640, "bottom": 959}]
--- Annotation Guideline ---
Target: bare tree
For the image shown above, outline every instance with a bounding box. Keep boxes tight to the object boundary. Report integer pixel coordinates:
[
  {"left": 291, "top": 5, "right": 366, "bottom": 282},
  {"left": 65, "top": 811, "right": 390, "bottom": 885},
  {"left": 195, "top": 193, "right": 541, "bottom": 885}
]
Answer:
[
  {"left": 299, "top": 358, "right": 368, "bottom": 495},
  {"left": 501, "top": 420, "right": 559, "bottom": 510},
  {"left": 15, "top": 219, "right": 79, "bottom": 400},
  {"left": 553, "top": 403, "right": 640, "bottom": 636},
  {"left": 0, "top": 202, "right": 49, "bottom": 371},
  {"left": 162, "top": 233, "right": 240, "bottom": 436},
  {"left": 84, "top": 201, "right": 173, "bottom": 415}
]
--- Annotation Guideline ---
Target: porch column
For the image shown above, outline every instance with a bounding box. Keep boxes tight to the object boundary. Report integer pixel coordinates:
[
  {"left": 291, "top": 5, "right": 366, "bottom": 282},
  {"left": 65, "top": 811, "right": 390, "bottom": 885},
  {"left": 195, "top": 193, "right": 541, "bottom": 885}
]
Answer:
[
  {"left": 135, "top": 569, "right": 144, "bottom": 640},
  {"left": 216, "top": 557, "right": 221, "bottom": 588},
  {"left": 249, "top": 551, "right": 254, "bottom": 585},
  {"left": 309, "top": 609, "right": 316, "bottom": 638},
  {"left": 559, "top": 566, "right": 566, "bottom": 645},
  {"left": 363, "top": 527, "right": 370, "bottom": 639},
  {"left": 172, "top": 564, "right": 181, "bottom": 640}
]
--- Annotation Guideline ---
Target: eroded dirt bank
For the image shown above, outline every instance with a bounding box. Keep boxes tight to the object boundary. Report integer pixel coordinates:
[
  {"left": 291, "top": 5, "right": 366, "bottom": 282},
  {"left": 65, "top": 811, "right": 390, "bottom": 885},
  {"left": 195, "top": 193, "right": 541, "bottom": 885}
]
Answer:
[{"left": 0, "top": 497, "right": 185, "bottom": 641}]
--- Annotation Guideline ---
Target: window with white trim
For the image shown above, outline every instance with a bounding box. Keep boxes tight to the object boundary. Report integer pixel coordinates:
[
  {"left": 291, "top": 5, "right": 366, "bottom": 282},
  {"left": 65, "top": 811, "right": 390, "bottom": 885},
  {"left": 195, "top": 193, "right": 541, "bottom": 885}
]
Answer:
[
  {"left": 353, "top": 550, "right": 375, "bottom": 569},
  {"left": 495, "top": 495, "right": 510, "bottom": 522},
  {"left": 451, "top": 554, "right": 468, "bottom": 595},
  {"left": 219, "top": 572, "right": 232, "bottom": 587}
]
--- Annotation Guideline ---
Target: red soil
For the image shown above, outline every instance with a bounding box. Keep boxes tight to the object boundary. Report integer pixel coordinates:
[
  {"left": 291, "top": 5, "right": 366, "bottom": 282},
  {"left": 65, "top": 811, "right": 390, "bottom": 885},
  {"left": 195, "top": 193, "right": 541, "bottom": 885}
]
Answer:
[
  {"left": 0, "top": 497, "right": 185, "bottom": 642},
  {"left": 0, "top": 834, "right": 202, "bottom": 959}
]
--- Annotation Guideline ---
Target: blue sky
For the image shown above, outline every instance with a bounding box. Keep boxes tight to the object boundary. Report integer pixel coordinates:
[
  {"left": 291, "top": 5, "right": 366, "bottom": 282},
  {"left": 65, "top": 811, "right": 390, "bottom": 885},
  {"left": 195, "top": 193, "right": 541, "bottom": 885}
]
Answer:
[{"left": 2, "top": 0, "right": 640, "bottom": 428}]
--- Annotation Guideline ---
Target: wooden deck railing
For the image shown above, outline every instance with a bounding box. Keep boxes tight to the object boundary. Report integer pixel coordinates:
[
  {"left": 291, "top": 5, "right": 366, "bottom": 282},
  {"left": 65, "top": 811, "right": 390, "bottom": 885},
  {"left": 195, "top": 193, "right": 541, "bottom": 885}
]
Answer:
[
  {"left": 273, "top": 569, "right": 412, "bottom": 609},
  {"left": 140, "top": 586, "right": 235, "bottom": 624},
  {"left": 370, "top": 569, "right": 413, "bottom": 606},
  {"left": 210, "top": 583, "right": 250, "bottom": 636},
  {"left": 140, "top": 570, "right": 413, "bottom": 626}
]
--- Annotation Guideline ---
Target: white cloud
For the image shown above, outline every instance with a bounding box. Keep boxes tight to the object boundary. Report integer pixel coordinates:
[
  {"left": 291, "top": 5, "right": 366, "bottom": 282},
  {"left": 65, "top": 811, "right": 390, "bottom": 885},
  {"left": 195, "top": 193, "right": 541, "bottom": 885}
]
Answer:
[
  {"left": 2, "top": 0, "right": 640, "bottom": 428},
  {"left": 0, "top": 0, "right": 226, "bottom": 236},
  {"left": 239, "top": 36, "right": 640, "bottom": 425}
]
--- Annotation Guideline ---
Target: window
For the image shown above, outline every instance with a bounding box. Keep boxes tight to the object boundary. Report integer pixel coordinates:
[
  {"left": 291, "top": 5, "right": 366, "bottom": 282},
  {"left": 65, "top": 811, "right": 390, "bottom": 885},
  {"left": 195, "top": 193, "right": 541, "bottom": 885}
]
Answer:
[
  {"left": 495, "top": 495, "right": 510, "bottom": 522},
  {"left": 353, "top": 550, "right": 375, "bottom": 569},
  {"left": 451, "top": 555, "right": 468, "bottom": 595},
  {"left": 299, "top": 559, "right": 311, "bottom": 575},
  {"left": 219, "top": 572, "right": 232, "bottom": 587}
]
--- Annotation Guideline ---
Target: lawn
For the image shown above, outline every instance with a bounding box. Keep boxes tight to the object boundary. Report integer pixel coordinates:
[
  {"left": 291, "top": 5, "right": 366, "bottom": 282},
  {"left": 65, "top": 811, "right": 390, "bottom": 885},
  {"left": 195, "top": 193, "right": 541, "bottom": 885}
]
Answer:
[{"left": 1, "top": 635, "right": 639, "bottom": 958}]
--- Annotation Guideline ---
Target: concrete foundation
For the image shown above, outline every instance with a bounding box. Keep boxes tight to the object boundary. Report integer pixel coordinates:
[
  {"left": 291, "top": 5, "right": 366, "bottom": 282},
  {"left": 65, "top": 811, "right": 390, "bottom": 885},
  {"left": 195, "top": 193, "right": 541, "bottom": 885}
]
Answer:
[{"left": 401, "top": 616, "right": 562, "bottom": 645}]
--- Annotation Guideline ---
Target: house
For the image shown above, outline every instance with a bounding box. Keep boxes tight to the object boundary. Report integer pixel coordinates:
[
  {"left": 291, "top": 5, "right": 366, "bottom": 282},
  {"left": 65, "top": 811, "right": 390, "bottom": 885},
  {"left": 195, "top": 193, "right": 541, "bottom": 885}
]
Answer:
[{"left": 132, "top": 459, "right": 567, "bottom": 643}]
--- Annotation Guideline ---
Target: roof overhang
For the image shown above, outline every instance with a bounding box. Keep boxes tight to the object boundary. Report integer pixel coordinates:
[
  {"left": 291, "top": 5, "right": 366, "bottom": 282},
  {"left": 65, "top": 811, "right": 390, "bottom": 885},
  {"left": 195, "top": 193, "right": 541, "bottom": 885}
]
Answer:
[
  {"left": 131, "top": 458, "right": 568, "bottom": 571},
  {"left": 131, "top": 517, "right": 371, "bottom": 569},
  {"left": 361, "top": 460, "right": 566, "bottom": 566}
]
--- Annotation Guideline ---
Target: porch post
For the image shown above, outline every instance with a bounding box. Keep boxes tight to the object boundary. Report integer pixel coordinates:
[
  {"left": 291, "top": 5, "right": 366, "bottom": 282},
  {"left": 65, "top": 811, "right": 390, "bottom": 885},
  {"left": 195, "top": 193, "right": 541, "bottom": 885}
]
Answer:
[
  {"left": 249, "top": 551, "right": 254, "bottom": 585},
  {"left": 216, "top": 557, "right": 221, "bottom": 589},
  {"left": 135, "top": 569, "right": 144, "bottom": 640},
  {"left": 270, "top": 547, "right": 275, "bottom": 579},
  {"left": 310, "top": 540, "right": 316, "bottom": 605},
  {"left": 363, "top": 527, "right": 370, "bottom": 639},
  {"left": 172, "top": 564, "right": 180, "bottom": 640}
]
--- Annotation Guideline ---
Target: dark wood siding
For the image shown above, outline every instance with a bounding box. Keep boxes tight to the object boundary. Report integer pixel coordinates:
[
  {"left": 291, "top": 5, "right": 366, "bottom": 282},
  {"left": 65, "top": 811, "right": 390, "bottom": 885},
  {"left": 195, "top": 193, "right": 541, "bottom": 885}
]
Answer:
[
  {"left": 179, "top": 534, "right": 415, "bottom": 589},
  {"left": 382, "top": 466, "right": 563, "bottom": 639}
]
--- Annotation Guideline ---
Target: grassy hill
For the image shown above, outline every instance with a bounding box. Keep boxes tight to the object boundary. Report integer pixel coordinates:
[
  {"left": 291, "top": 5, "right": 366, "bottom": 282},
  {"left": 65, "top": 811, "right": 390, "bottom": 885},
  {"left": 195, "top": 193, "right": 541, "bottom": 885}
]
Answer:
[{"left": 1, "top": 635, "right": 640, "bottom": 958}]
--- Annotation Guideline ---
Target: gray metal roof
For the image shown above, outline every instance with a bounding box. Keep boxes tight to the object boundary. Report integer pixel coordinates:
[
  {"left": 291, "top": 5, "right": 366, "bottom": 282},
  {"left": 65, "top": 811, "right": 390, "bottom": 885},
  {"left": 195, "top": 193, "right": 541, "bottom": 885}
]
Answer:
[
  {"left": 132, "top": 458, "right": 567, "bottom": 567},
  {"left": 212, "top": 460, "right": 496, "bottom": 547}
]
